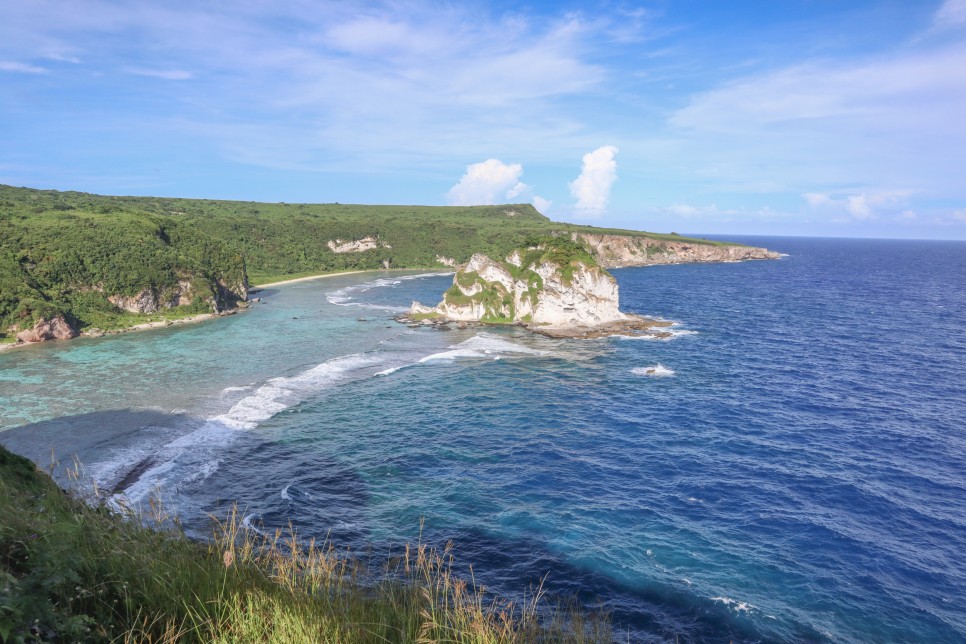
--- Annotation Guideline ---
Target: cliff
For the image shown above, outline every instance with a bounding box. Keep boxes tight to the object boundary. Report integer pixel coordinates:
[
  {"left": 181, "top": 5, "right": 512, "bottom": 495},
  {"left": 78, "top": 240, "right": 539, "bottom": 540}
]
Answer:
[
  {"left": 574, "top": 233, "right": 780, "bottom": 267},
  {"left": 407, "top": 238, "right": 670, "bottom": 338}
]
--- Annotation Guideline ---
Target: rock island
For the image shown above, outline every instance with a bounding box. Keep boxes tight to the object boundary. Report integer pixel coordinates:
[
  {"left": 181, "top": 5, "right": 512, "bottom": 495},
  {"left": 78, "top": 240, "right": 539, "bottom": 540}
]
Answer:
[{"left": 405, "top": 236, "right": 678, "bottom": 339}]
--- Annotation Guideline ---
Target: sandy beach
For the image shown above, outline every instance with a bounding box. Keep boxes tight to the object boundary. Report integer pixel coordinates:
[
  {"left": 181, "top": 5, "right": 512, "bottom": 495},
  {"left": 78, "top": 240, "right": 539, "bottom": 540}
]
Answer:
[{"left": 253, "top": 270, "right": 373, "bottom": 289}]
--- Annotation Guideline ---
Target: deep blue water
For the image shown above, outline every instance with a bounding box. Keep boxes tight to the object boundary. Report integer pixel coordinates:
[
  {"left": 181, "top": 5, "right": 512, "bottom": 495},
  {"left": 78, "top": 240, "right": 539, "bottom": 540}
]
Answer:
[{"left": 2, "top": 237, "right": 964, "bottom": 642}]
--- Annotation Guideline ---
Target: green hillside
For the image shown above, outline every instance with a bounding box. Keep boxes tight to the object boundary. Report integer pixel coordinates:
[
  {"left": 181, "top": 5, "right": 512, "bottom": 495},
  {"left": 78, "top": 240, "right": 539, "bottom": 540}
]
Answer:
[{"left": 0, "top": 184, "right": 718, "bottom": 341}]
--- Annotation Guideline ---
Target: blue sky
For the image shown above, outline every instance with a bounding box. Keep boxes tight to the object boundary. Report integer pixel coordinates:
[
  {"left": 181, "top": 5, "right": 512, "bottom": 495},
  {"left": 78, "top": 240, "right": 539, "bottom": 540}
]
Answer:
[{"left": 2, "top": 1, "right": 965, "bottom": 239}]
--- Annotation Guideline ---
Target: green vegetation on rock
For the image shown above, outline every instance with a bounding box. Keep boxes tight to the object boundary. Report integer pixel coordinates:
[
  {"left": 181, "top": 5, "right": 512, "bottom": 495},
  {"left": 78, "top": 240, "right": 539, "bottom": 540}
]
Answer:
[{"left": 440, "top": 236, "right": 607, "bottom": 324}]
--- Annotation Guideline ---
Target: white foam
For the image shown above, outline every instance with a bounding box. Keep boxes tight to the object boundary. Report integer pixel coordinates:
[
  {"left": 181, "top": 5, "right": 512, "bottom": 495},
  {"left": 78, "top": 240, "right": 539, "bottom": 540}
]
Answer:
[
  {"left": 241, "top": 513, "right": 267, "bottom": 535},
  {"left": 221, "top": 385, "right": 254, "bottom": 394},
  {"left": 632, "top": 364, "right": 675, "bottom": 377},
  {"left": 326, "top": 272, "right": 453, "bottom": 308},
  {"left": 711, "top": 596, "right": 757, "bottom": 613},
  {"left": 418, "top": 333, "right": 547, "bottom": 363},
  {"left": 214, "top": 353, "right": 383, "bottom": 429},
  {"left": 376, "top": 366, "right": 404, "bottom": 376},
  {"left": 113, "top": 352, "right": 389, "bottom": 504},
  {"left": 616, "top": 326, "right": 698, "bottom": 341},
  {"left": 281, "top": 484, "right": 291, "bottom": 500}
]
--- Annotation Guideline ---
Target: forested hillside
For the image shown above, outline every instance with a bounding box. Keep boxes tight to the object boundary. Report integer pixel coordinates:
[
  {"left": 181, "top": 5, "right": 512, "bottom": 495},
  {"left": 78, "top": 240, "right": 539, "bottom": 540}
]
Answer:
[{"left": 0, "top": 184, "right": 719, "bottom": 341}]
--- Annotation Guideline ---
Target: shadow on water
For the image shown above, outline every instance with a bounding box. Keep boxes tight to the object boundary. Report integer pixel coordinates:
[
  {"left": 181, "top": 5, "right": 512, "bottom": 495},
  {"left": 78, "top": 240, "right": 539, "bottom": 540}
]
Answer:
[
  {"left": 405, "top": 525, "right": 821, "bottom": 644},
  {"left": 0, "top": 409, "right": 190, "bottom": 488},
  {"left": 0, "top": 411, "right": 372, "bottom": 547},
  {"left": 0, "top": 411, "right": 817, "bottom": 643}
]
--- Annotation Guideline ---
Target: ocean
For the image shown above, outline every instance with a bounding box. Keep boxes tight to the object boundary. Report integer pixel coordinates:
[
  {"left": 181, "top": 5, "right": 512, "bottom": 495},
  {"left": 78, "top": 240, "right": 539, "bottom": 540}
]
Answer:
[{"left": 1, "top": 236, "right": 964, "bottom": 642}]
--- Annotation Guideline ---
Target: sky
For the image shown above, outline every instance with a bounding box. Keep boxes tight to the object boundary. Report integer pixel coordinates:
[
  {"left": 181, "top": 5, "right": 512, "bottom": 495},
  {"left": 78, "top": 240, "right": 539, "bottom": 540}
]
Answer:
[{"left": 2, "top": 1, "right": 965, "bottom": 239}]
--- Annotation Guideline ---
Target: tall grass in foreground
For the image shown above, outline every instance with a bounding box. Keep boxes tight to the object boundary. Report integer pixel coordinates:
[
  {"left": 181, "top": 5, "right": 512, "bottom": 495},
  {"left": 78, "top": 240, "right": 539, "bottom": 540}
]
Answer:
[{"left": 0, "top": 447, "right": 610, "bottom": 642}]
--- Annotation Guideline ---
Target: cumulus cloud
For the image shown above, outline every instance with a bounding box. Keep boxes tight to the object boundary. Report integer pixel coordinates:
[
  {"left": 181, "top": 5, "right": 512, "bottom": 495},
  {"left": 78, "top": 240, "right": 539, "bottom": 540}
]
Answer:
[
  {"left": 802, "top": 190, "right": 912, "bottom": 220},
  {"left": 569, "top": 145, "right": 619, "bottom": 217},
  {"left": 447, "top": 159, "right": 529, "bottom": 205},
  {"left": 532, "top": 195, "right": 552, "bottom": 213}
]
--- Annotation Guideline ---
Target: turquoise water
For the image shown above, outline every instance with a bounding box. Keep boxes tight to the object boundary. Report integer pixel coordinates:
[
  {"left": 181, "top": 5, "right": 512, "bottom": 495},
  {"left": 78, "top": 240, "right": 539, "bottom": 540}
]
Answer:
[{"left": 2, "top": 238, "right": 964, "bottom": 642}]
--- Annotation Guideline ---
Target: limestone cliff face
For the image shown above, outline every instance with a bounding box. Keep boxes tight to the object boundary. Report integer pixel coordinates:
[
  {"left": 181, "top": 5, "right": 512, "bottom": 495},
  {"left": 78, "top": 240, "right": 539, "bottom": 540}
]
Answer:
[
  {"left": 106, "top": 277, "right": 248, "bottom": 314},
  {"left": 326, "top": 236, "right": 392, "bottom": 253},
  {"left": 418, "top": 244, "right": 627, "bottom": 328},
  {"left": 573, "top": 233, "right": 780, "bottom": 267}
]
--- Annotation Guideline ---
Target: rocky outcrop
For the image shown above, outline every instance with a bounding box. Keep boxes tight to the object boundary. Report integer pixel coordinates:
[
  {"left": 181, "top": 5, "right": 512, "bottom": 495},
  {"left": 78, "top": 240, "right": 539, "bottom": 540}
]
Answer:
[
  {"left": 435, "top": 255, "right": 457, "bottom": 267},
  {"left": 326, "top": 236, "right": 391, "bottom": 253},
  {"left": 15, "top": 316, "right": 77, "bottom": 344},
  {"left": 108, "top": 280, "right": 194, "bottom": 313},
  {"left": 106, "top": 278, "right": 247, "bottom": 314},
  {"left": 431, "top": 254, "right": 627, "bottom": 327},
  {"left": 405, "top": 239, "right": 670, "bottom": 338},
  {"left": 573, "top": 233, "right": 780, "bottom": 268}
]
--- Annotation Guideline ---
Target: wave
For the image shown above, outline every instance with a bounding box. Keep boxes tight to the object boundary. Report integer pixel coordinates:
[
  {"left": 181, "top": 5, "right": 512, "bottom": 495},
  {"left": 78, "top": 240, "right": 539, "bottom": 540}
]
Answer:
[
  {"left": 710, "top": 596, "right": 757, "bottom": 614},
  {"left": 418, "top": 333, "right": 548, "bottom": 363},
  {"left": 326, "top": 272, "right": 453, "bottom": 310},
  {"left": 214, "top": 353, "right": 383, "bottom": 430},
  {"left": 632, "top": 364, "right": 675, "bottom": 377},
  {"left": 241, "top": 513, "right": 268, "bottom": 536},
  {"left": 111, "top": 352, "right": 392, "bottom": 505},
  {"left": 616, "top": 326, "right": 699, "bottom": 341},
  {"left": 221, "top": 384, "right": 254, "bottom": 394},
  {"left": 109, "top": 332, "right": 544, "bottom": 505}
]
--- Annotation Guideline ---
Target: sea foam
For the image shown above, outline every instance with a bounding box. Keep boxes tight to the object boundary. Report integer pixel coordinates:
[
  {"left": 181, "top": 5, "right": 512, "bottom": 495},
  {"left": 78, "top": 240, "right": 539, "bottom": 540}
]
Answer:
[
  {"left": 418, "top": 333, "right": 547, "bottom": 363},
  {"left": 326, "top": 272, "right": 453, "bottom": 310},
  {"left": 632, "top": 364, "right": 675, "bottom": 377},
  {"left": 113, "top": 351, "right": 391, "bottom": 504}
]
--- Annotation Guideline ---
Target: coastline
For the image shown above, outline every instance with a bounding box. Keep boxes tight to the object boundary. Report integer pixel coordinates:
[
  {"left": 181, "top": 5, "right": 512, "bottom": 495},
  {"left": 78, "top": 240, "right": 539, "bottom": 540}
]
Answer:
[
  {"left": 0, "top": 312, "right": 226, "bottom": 353},
  {"left": 1, "top": 268, "right": 431, "bottom": 353},
  {"left": 81, "top": 312, "right": 224, "bottom": 338},
  {"left": 253, "top": 269, "right": 375, "bottom": 289}
]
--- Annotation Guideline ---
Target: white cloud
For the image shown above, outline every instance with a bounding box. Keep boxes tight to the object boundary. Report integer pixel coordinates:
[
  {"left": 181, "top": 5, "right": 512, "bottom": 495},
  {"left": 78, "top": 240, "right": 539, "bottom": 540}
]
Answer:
[
  {"left": 951, "top": 209, "right": 966, "bottom": 222},
  {"left": 896, "top": 210, "right": 918, "bottom": 222},
  {"left": 447, "top": 159, "right": 529, "bottom": 205},
  {"left": 802, "top": 190, "right": 913, "bottom": 220},
  {"left": 569, "top": 145, "right": 619, "bottom": 217},
  {"left": 846, "top": 195, "right": 873, "bottom": 220},
  {"left": 803, "top": 192, "right": 833, "bottom": 207},
  {"left": 934, "top": 0, "right": 966, "bottom": 30},
  {"left": 667, "top": 41, "right": 966, "bottom": 205},
  {"left": 0, "top": 60, "right": 47, "bottom": 74},
  {"left": 124, "top": 67, "right": 193, "bottom": 80},
  {"left": 532, "top": 195, "right": 552, "bottom": 213}
]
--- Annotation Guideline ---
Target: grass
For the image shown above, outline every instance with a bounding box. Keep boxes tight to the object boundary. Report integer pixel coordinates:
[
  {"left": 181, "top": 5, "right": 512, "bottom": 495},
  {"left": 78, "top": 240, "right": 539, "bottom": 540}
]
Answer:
[{"left": 0, "top": 446, "right": 611, "bottom": 643}]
